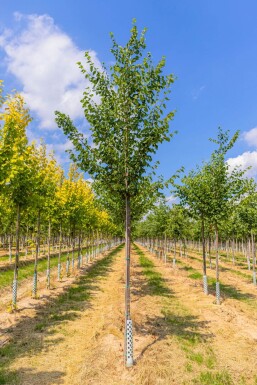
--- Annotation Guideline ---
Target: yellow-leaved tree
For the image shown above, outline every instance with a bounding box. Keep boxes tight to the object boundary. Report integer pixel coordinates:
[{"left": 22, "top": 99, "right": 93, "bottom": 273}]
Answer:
[{"left": 0, "top": 82, "right": 35, "bottom": 308}]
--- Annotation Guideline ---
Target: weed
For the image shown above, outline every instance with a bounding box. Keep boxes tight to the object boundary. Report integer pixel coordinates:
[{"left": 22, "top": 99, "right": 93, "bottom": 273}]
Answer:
[
  {"left": 34, "top": 322, "right": 46, "bottom": 332},
  {"left": 187, "top": 352, "right": 204, "bottom": 364},
  {"left": 192, "top": 370, "right": 233, "bottom": 385},
  {"left": 185, "top": 362, "right": 193, "bottom": 372},
  {"left": 188, "top": 272, "right": 202, "bottom": 280},
  {"left": 0, "top": 371, "right": 19, "bottom": 385}
]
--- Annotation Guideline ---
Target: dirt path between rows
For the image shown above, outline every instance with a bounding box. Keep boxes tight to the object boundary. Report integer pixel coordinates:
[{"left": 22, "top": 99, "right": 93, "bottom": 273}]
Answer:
[
  {"left": 0, "top": 254, "right": 94, "bottom": 346},
  {"left": 140, "top": 244, "right": 257, "bottom": 384},
  {"left": 174, "top": 248, "right": 257, "bottom": 320},
  {"left": 2, "top": 244, "right": 192, "bottom": 385},
  {"left": 5, "top": 244, "right": 128, "bottom": 385}
]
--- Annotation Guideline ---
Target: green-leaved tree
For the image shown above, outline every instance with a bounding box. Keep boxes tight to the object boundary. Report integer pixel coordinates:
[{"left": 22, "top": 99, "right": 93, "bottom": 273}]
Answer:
[{"left": 55, "top": 22, "right": 175, "bottom": 366}]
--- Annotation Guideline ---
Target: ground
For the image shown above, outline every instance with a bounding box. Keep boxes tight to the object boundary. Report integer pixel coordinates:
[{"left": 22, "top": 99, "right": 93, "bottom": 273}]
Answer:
[{"left": 0, "top": 243, "right": 257, "bottom": 385}]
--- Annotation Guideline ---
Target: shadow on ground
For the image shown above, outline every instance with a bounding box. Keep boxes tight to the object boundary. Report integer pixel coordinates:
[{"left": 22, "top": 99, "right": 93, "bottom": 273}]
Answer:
[
  {"left": 132, "top": 244, "right": 212, "bottom": 363},
  {"left": 0, "top": 244, "right": 123, "bottom": 385}
]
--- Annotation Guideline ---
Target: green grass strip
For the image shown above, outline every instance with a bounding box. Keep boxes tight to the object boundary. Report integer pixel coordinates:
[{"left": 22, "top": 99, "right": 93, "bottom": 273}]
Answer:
[
  {"left": 134, "top": 244, "right": 171, "bottom": 297},
  {"left": 0, "top": 245, "right": 102, "bottom": 289}
]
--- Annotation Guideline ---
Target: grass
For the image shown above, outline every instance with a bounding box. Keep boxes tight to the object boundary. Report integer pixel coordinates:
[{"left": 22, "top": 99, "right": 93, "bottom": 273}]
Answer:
[
  {"left": 135, "top": 244, "right": 227, "bottom": 379},
  {"left": 172, "top": 251, "right": 257, "bottom": 306},
  {"left": 138, "top": 244, "right": 257, "bottom": 384},
  {"left": 0, "top": 371, "right": 19, "bottom": 385},
  {"left": 192, "top": 370, "right": 233, "bottom": 385},
  {"left": 0, "top": 245, "right": 98, "bottom": 289},
  {"left": 134, "top": 244, "right": 171, "bottom": 297},
  {"left": 179, "top": 262, "right": 204, "bottom": 281},
  {"left": 189, "top": 271, "right": 202, "bottom": 280},
  {"left": 34, "top": 322, "right": 47, "bottom": 332},
  {"left": 0, "top": 244, "right": 123, "bottom": 384},
  {"left": 190, "top": 248, "right": 251, "bottom": 274},
  {"left": 187, "top": 351, "right": 204, "bottom": 364}
]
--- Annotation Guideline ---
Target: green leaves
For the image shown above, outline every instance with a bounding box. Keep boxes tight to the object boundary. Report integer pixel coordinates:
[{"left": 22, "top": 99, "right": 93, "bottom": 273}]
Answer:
[
  {"left": 56, "top": 21, "right": 175, "bottom": 224},
  {"left": 172, "top": 128, "right": 254, "bottom": 229},
  {"left": 0, "top": 83, "right": 117, "bottom": 240},
  {"left": 0, "top": 89, "right": 34, "bottom": 207}
]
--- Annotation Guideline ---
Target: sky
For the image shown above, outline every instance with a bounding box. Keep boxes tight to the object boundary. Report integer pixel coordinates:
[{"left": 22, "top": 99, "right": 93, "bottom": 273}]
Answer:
[{"left": 1, "top": 1, "right": 257, "bottom": 191}]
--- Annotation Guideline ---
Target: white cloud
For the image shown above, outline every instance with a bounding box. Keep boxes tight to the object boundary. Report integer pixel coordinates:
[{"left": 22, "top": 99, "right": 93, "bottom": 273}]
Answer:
[
  {"left": 227, "top": 151, "right": 257, "bottom": 178},
  {"left": 0, "top": 13, "right": 101, "bottom": 129},
  {"left": 26, "top": 127, "right": 73, "bottom": 165},
  {"left": 165, "top": 195, "right": 179, "bottom": 206},
  {"left": 49, "top": 139, "right": 74, "bottom": 153},
  {"left": 243, "top": 127, "right": 257, "bottom": 148},
  {"left": 226, "top": 127, "right": 257, "bottom": 179}
]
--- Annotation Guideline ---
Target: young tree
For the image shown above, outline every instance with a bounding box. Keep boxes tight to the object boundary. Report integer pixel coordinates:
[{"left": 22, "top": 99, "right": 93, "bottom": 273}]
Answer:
[
  {"left": 0, "top": 87, "right": 34, "bottom": 309},
  {"left": 166, "top": 205, "right": 191, "bottom": 261},
  {"left": 173, "top": 128, "right": 253, "bottom": 303},
  {"left": 55, "top": 22, "right": 175, "bottom": 366},
  {"left": 237, "top": 192, "right": 257, "bottom": 283},
  {"left": 30, "top": 143, "right": 63, "bottom": 296},
  {"left": 203, "top": 129, "right": 253, "bottom": 304},
  {"left": 172, "top": 166, "right": 213, "bottom": 295}
]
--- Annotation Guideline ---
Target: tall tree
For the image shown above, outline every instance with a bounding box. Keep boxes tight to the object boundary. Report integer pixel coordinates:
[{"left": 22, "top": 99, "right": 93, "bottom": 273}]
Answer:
[{"left": 55, "top": 22, "right": 175, "bottom": 366}]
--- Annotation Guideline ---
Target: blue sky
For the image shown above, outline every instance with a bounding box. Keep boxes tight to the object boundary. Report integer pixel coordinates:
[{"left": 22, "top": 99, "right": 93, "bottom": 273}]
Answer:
[{"left": 1, "top": 0, "right": 257, "bottom": 189}]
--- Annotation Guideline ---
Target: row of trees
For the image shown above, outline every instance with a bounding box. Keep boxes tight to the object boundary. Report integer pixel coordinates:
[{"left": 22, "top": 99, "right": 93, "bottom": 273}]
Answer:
[
  {"left": 54, "top": 22, "right": 256, "bottom": 367},
  {"left": 136, "top": 128, "right": 257, "bottom": 304},
  {"left": 137, "top": 197, "right": 257, "bottom": 252},
  {"left": 1, "top": 22, "right": 169, "bottom": 367},
  {"left": 0, "top": 82, "right": 118, "bottom": 308},
  {"left": 2, "top": 20, "right": 253, "bottom": 368}
]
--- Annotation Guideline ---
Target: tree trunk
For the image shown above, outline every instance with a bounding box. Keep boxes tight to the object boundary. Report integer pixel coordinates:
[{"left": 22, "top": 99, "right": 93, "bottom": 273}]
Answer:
[
  {"left": 32, "top": 210, "right": 41, "bottom": 298},
  {"left": 232, "top": 237, "right": 235, "bottom": 265},
  {"left": 164, "top": 232, "right": 167, "bottom": 263},
  {"left": 201, "top": 218, "right": 208, "bottom": 294},
  {"left": 246, "top": 237, "right": 251, "bottom": 271},
  {"left": 215, "top": 225, "right": 220, "bottom": 304},
  {"left": 72, "top": 225, "right": 75, "bottom": 269},
  {"left": 208, "top": 237, "right": 212, "bottom": 268},
  {"left": 78, "top": 231, "right": 81, "bottom": 267},
  {"left": 47, "top": 220, "right": 51, "bottom": 289},
  {"left": 66, "top": 224, "right": 71, "bottom": 277},
  {"left": 9, "top": 234, "right": 12, "bottom": 262},
  {"left": 12, "top": 204, "right": 20, "bottom": 309},
  {"left": 125, "top": 194, "right": 133, "bottom": 367},
  {"left": 58, "top": 222, "right": 62, "bottom": 281},
  {"left": 201, "top": 218, "right": 207, "bottom": 276},
  {"left": 251, "top": 230, "right": 256, "bottom": 285}
]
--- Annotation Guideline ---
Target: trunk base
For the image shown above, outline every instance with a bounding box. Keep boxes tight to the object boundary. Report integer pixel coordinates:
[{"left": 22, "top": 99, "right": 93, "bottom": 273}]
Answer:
[{"left": 125, "top": 319, "right": 133, "bottom": 367}]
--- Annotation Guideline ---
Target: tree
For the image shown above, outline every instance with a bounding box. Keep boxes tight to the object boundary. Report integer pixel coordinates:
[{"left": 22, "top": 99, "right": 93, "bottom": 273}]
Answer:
[
  {"left": 237, "top": 192, "right": 257, "bottom": 283},
  {"left": 166, "top": 205, "right": 191, "bottom": 260},
  {"left": 57, "top": 164, "right": 95, "bottom": 273},
  {"left": 30, "top": 143, "right": 63, "bottom": 295},
  {"left": 172, "top": 165, "right": 214, "bottom": 294},
  {"left": 0, "top": 86, "right": 35, "bottom": 309},
  {"left": 55, "top": 21, "right": 175, "bottom": 366},
  {"left": 203, "top": 129, "right": 253, "bottom": 304},
  {"left": 173, "top": 128, "right": 253, "bottom": 303}
]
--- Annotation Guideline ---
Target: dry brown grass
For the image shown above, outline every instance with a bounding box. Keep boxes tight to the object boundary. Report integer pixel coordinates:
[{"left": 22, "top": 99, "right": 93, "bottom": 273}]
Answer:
[{"left": 1, "top": 244, "right": 257, "bottom": 384}]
